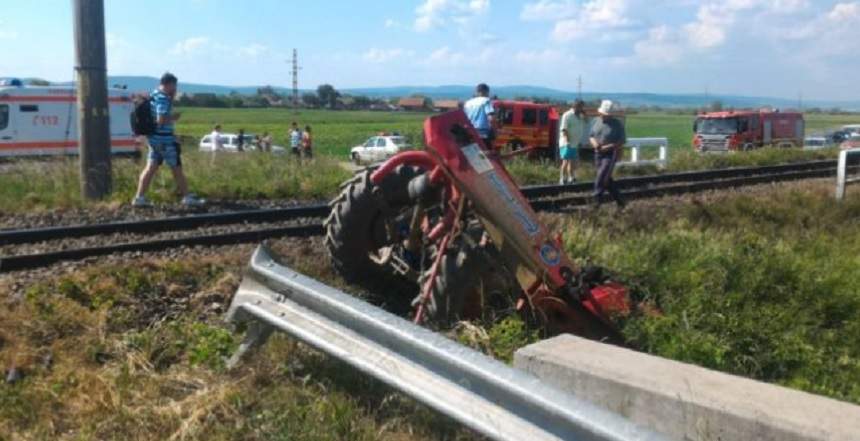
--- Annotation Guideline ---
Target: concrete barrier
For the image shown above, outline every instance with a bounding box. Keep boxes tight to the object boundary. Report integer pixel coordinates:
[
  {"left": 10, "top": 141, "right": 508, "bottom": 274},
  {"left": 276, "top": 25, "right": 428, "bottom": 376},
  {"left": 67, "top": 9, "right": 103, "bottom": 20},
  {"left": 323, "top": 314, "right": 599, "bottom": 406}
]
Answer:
[{"left": 514, "top": 335, "right": 860, "bottom": 441}]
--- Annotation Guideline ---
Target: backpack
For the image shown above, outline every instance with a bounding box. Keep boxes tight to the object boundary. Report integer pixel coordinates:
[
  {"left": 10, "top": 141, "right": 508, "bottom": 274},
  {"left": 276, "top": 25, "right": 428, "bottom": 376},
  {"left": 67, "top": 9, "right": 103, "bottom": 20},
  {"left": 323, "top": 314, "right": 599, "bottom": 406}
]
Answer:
[{"left": 130, "top": 97, "right": 156, "bottom": 136}]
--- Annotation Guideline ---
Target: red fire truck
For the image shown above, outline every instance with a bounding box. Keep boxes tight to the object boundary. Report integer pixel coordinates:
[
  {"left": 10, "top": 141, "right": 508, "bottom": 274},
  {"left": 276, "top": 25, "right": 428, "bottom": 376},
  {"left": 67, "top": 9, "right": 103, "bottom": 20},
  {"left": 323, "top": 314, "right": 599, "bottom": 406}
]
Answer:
[
  {"left": 693, "top": 110, "right": 805, "bottom": 152},
  {"left": 492, "top": 100, "right": 559, "bottom": 157}
]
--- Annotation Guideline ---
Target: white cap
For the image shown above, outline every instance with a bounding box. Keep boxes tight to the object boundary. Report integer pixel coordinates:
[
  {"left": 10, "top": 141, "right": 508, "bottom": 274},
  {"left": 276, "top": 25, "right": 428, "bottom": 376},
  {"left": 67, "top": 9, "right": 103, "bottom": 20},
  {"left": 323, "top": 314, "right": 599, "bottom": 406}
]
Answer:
[{"left": 598, "top": 100, "right": 614, "bottom": 115}]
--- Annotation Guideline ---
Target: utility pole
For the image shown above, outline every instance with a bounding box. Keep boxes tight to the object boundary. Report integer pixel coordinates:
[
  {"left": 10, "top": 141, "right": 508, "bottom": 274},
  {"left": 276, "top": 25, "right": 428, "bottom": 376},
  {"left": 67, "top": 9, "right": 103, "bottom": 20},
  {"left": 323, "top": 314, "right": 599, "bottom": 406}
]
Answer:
[
  {"left": 577, "top": 75, "right": 582, "bottom": 100},
  {"left": 73, "top": 0, "right": 111, "bottom": 199},
  {"left": 291, "top": 49, "right": 302, "bottom": 108}
]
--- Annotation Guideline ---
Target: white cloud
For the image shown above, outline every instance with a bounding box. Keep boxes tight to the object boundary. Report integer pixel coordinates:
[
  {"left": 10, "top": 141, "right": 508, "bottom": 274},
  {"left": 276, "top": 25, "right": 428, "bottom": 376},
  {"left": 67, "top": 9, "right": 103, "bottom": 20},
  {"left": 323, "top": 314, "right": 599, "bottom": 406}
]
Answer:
[
  {"left": 363, "top": 48, "right": 413, "bottom": 63},
  {"left": 551, "top": 0, "right": 631, "bottom": 42},
  {"left": 520, "top": 0, "right": 577, "bottom": 21},
  {"left": 169, "top": 36, "right": 210, "bottom": 56},
  {"left": 633, "top": 25, "right": 683, "bottom": 65},
  {"left": 384, "top": 18, "right": 401, "bottom": 28},
  {"left": 238, "top": 43, "right": 268, "bottom": 58},
  {"left": 514, "top": 48, "right": 565, "bottom": 64},
  {"left": 828, "top": 1, "right": 860, "bottom": 20},
  {"left": 414, "top": 0, "right": 490, "bottom": 32},
  {"left": 427, "top": 46, "right": 466, "bottom": 64}
]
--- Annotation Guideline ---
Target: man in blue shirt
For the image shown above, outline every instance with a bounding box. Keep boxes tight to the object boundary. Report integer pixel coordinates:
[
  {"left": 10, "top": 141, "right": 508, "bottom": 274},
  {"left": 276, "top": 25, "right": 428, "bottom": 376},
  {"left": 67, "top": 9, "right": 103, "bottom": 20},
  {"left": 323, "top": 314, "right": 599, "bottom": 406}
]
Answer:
[
  {"left": 132, "top": 73, "right": 204, "bottom": 207},
  {"left": 589, "top": 100, "right": 626, "bottom": 209},
  {"left": 463, "top": 83, "right": 495, "bottom": 147}
]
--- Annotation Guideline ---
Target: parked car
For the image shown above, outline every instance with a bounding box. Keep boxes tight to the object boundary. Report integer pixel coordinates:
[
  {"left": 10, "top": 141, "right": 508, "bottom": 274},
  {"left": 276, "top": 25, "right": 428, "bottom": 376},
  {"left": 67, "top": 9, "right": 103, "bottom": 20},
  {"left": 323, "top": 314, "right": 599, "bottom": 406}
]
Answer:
[
  {"left": 840, "top": 133, "right": 860, "bottom": 150},
  {"left": 350, "top": 134, "right": 411, "bottom": 164},
  {"left": 199, "top": 133, "right": 285, "bottom": 154},
  {"left": 803, "top": 136, "right": 831, "bottom": 150}
]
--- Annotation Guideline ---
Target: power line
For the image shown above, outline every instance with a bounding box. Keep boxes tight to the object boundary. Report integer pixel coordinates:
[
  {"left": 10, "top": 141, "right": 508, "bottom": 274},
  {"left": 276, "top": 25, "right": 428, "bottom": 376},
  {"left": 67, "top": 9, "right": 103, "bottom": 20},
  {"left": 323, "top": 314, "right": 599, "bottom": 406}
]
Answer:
[{"left": 291, "top": 49, "right": 302, "bottom": 107}]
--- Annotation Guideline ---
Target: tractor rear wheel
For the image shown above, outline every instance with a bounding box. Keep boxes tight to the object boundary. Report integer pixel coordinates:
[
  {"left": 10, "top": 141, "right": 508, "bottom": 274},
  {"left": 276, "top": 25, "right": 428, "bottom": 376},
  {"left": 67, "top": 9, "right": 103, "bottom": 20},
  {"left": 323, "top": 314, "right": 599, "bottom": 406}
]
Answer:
[{"left": 324, "top": 166, "right": 421, "bottom": 300}]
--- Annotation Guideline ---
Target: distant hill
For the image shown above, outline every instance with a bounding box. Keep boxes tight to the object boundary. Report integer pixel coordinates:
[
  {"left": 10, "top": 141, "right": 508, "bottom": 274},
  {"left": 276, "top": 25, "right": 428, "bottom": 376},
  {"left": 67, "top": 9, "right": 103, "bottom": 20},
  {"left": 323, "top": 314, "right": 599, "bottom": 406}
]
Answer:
[{"left": 8, "top": 75, "right": 859, "bottom": 111}]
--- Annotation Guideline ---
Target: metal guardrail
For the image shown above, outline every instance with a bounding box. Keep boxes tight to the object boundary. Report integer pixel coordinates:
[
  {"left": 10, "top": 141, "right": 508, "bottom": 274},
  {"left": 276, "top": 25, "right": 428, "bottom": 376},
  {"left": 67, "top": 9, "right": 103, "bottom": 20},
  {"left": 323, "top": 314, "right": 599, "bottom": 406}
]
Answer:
[
  {"left": 836, "top": 148, "right": 860, "bottom": 200},
  {"left": 618, "top": 138, "right": 669, "bottom": 168},
  {"left": 225, "top": 246, "right": 669, "bottom": 441}
]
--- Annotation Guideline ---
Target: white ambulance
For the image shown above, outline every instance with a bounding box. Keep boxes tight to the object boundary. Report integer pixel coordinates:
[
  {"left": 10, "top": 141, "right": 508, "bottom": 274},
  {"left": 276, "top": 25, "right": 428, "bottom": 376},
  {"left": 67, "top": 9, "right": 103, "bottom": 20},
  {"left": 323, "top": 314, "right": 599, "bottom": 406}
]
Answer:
[{"left": 0, "top": 79, "right": 139, "bottom": 157}]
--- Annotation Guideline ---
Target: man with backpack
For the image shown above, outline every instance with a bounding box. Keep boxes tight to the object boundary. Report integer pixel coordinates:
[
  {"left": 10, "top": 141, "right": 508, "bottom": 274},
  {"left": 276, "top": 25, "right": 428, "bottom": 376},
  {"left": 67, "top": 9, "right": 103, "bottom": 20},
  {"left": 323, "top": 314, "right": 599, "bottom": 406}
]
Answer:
[{"left": 131, "top": 73, "right": 204, "bottom": 207}]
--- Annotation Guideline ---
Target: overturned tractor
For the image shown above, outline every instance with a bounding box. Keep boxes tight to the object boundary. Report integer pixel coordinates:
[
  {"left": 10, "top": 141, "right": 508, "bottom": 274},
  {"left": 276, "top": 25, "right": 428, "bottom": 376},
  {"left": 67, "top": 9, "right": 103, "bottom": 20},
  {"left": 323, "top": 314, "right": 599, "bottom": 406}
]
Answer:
[{"left": 325, "top": 111, "right": 631, "bottom": 338}]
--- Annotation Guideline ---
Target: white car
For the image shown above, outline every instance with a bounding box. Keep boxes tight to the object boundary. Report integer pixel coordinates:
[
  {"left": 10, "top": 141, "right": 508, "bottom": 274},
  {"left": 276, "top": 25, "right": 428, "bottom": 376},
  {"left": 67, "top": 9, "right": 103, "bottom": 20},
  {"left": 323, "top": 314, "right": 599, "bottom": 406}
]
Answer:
[
  {"left": 803, "top": 136, "right": 830, "bottom": 150},
  {"left": 199, "top": 133, "right": 285, "bottom": 154},
  {"left": 350, "top": 135, "right": 411, "bottom": 164}
]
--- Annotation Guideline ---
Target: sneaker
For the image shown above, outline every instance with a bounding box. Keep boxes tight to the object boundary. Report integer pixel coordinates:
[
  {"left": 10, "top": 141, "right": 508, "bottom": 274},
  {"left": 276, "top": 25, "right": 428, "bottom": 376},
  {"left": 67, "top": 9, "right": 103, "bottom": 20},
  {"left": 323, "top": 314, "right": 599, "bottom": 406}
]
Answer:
[
  {"left": 182, "top": 194, "right": 206, "bottom": 207},
  {"left": 131, "top": 196, "right": 152, "bottom": 208},
  {"left": 559, "top": 178, "right": 567, "bottom": 185}
]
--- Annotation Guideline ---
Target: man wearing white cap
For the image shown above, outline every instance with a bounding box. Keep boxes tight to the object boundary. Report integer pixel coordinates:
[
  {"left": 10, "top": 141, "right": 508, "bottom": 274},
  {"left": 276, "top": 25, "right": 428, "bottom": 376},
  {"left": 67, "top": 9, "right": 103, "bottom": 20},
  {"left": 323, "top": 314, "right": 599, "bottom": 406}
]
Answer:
[{"left": 589, "top": 100, "right": 626, "bottom": 208}]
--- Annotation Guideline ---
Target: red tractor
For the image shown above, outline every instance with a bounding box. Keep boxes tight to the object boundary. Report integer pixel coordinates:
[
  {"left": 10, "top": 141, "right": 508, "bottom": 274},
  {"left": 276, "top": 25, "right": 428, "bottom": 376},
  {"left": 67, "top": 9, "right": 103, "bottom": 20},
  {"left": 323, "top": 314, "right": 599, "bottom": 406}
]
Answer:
[
  {"left": 694, "top": 110, "right": 805, "bottom": 152},
  {"left": 324, "top": 110, "right": 634, "bottom": 337}
]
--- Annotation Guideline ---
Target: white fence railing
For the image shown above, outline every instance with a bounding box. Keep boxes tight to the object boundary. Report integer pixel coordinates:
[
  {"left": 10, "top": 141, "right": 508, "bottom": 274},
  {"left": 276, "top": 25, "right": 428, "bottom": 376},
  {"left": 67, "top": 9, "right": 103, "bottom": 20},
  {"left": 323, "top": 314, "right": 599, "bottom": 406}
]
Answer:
[
  {"left": 618, "top": 137, "right": 669, "bottom": 168},
  {"left": 836, "top": 148, "right": 860, "bottom": 200}
]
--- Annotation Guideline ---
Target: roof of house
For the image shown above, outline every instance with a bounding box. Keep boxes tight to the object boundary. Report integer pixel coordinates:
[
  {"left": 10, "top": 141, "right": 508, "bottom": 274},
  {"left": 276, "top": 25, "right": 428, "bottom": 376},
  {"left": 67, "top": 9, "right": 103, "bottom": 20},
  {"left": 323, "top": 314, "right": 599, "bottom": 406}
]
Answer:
[
  {"left": 435, "top": 99, "right": 461, "bottom": 109},
  {"left": 398, "top": 97, "right": 426, "bottom": 107}
]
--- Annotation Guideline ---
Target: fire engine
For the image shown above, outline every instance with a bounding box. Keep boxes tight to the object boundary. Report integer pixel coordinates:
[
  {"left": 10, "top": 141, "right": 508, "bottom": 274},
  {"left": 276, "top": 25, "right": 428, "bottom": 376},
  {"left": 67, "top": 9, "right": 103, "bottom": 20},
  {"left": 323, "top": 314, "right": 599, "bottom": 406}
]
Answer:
[
  {"left": 492, "top": 100, "right": 559, "bottom": 157},
  {"left": 693, "top": 109, "right": 805, "bottom": 153},
  {"left": 0, "top": 80, "right": 138, "bottom": 157}
]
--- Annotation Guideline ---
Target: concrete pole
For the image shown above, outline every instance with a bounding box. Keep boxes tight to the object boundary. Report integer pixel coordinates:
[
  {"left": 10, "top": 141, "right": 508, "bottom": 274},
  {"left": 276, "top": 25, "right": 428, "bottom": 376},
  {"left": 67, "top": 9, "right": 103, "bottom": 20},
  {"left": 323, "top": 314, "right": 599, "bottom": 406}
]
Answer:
[{"left": 73, "top": 0, "right": 112, "bottom": 199}]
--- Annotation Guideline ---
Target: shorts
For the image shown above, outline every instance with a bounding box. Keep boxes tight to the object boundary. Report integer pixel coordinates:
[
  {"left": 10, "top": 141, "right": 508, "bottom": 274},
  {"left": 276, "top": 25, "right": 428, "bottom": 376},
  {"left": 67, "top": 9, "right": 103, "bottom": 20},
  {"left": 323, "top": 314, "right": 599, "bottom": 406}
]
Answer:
[
  {"left": 559, "top": 145, "right": 578, "bottom": 160},
  {"left": 148, "top": 141, "right": 181, "bottom": 168}
]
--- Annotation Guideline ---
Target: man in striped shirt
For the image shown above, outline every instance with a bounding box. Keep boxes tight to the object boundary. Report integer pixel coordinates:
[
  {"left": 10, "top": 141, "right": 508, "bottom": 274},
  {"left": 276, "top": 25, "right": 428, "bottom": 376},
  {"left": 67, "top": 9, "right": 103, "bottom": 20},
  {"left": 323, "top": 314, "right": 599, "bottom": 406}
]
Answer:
[{"left": 132, "top": 73, "right": 204, "bottom": 207}]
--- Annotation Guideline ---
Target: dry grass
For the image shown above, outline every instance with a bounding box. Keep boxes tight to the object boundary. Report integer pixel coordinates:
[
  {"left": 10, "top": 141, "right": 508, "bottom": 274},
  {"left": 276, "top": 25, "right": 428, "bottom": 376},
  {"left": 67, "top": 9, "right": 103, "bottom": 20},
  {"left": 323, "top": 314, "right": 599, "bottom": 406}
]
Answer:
[{"left": 0, "top": 245, "right": 478, "bottom": 440}]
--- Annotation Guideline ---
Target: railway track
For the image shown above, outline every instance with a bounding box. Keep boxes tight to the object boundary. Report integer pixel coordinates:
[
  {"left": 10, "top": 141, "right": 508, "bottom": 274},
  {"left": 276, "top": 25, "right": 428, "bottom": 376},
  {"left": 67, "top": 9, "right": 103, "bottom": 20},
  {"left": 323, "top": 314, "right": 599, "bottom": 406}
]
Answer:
[{"left": 0, "top": 160, "right": 843, "bottom": 273}]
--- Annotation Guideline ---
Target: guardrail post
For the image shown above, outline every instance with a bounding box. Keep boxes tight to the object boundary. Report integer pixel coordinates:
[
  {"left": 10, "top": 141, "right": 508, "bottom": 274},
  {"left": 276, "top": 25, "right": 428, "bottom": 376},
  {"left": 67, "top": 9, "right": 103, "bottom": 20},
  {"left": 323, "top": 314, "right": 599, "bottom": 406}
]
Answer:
[
  {"left": 631, "top": 146, "right": 639, "bottom": 163},
  {"left": 836, "top": 149, "right": 848, "bottom": 201},
  {"left": 226, "top": 320, "right": 273, "bottom": 370}
]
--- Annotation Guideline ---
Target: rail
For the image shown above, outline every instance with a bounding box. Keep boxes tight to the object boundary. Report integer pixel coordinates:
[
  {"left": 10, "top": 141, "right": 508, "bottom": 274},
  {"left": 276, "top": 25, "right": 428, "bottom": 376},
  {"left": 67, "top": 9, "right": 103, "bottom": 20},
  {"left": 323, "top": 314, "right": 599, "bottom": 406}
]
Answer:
[
  {"left": 836, "top": 148, "right": 860, "bottom": 200},
  {"left": 618, "top": 137, "right": 669, "bottom": 168},
  {"left": 225, "top": 246, "right": 668, "bottom": 441}
]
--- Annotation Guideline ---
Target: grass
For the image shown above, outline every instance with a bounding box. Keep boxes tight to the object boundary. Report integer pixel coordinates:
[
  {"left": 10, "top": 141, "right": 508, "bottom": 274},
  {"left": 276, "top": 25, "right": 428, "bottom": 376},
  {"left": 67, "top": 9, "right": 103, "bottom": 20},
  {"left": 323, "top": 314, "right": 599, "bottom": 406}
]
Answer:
[
  {"left": 174, "top": 107, "right": 859, "bottom": 158},
  {"left": 0, "top": 151, "right": 352, "bottom": 213},
  {"left": 0, "top": 108, "right": 855, "bottom": 213},
  {"left": 0, "top": 253, "right": 477, "bottom": 440},
  {"left": 558, "top": 181, "right": 860, "bottom": 404}
]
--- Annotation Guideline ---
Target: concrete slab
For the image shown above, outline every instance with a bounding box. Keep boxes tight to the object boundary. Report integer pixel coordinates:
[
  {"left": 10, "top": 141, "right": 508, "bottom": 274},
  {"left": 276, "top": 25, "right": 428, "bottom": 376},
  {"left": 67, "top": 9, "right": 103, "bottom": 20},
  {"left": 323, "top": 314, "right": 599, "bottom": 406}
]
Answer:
[{"left": 514, "top": 335, "right": 860, "bottom": 441}]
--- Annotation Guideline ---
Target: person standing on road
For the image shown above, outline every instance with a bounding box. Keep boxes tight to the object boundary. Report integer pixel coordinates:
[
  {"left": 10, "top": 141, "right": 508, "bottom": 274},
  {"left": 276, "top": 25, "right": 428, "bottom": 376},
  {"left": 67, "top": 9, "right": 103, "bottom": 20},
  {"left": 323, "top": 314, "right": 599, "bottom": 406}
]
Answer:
[
  {"left": 302, "top": 125, "right": 314, "bottom": 159},
  {"left": 132, "top": 73, "right": 204, "bottom": 207},
  {"left": 559, "top": 99, "right": 587, "bottom": 184},
  {"left": 464, "top": 83, "right": 495, "bottom": 148},
  {"left": 289, "top": 122, "right": 302, "bottom": 156},
  {"left": 589, "top": 100, "right": 626, "bottom": 209}
]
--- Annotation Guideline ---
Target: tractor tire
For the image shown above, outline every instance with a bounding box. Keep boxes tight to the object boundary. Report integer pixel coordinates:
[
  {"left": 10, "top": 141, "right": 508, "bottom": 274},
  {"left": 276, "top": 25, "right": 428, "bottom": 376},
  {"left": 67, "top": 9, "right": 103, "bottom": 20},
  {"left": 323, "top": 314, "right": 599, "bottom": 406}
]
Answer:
[
  {"left": 418, "top": 232, "right": 516, "bottom": 327},
  {"left": 324, "top": 166, "right": 419, "bottom": 289}
]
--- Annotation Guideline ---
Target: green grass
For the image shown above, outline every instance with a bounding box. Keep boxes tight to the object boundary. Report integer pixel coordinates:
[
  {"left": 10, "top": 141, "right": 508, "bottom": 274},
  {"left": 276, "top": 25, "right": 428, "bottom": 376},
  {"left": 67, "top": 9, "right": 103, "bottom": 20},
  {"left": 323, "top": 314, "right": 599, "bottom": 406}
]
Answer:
[
  {"left": 175, "top": 107, "right": 859, "bottom": 157},
  {"left": 0, "top": 256, "right": 475, "bottom": 440},
  {"left": 0, "top": 151, "right": 352, "bottom": 213},
  {"left": 176, "top": 107, "right": 428, "bottom": 157},
  {"left": 560, "top": 182, "right": 860, "bottom": 404},
  {"left": 0, "top": 108, "right": 855, "bottom": 213}
]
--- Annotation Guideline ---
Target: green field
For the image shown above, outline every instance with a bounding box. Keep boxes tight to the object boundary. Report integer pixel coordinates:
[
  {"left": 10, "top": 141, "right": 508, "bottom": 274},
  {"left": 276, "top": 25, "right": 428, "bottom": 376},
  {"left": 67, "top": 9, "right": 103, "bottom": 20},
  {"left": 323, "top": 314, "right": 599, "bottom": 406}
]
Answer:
[{"left": 175, "top": 107, "right": 860, "bottom": 157}]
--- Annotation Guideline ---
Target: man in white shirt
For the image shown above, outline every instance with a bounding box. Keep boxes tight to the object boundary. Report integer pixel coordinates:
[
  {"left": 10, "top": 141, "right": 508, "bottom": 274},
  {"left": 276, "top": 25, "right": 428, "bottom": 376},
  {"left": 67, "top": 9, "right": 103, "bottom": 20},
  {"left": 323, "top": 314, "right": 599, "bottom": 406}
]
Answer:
[
  {"left": 558, "top": 100, "right": 587, "bottom": 184},
  {"left": 209, "top": 124, "right": 223, "bottom": 165},
  {"left": 211, "top": 125, "right": 224, "bottom": 151},
  {"left": 463, "top": 83, "right": 495, "bottom": 148}
]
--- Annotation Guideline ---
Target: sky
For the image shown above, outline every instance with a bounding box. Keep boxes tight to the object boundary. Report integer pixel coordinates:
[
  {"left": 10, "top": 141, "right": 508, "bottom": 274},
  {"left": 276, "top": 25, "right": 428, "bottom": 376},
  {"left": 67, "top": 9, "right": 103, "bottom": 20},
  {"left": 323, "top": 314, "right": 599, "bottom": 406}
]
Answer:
[{"left": 1, "top": 0, "right": 859, "bottom": 101}]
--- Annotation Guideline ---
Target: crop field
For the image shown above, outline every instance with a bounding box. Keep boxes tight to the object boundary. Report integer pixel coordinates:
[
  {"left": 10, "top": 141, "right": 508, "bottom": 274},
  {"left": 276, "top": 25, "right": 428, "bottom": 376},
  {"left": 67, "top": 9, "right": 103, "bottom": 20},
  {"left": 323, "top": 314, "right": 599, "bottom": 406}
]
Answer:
[{"left": 175, "top": 107, "right": 860, "bottom": 158}]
